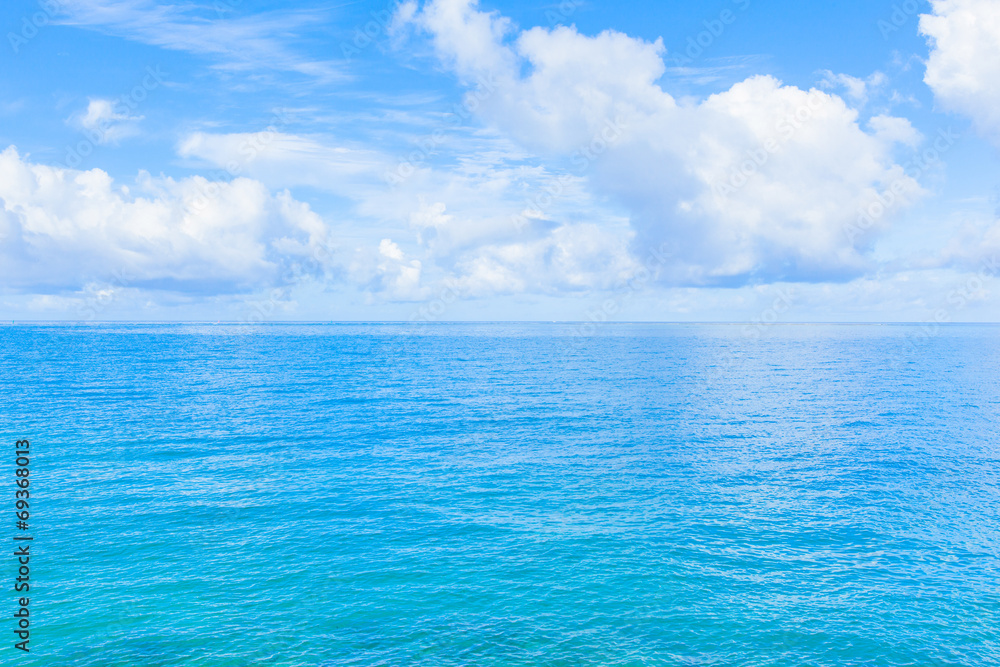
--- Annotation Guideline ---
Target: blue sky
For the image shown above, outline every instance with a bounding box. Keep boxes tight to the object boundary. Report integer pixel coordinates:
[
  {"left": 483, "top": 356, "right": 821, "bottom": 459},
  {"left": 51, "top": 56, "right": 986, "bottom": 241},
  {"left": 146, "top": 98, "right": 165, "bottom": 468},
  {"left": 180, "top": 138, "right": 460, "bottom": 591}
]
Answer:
[{"left": 1, "top": 0, "right": 999, "bottom": 321}]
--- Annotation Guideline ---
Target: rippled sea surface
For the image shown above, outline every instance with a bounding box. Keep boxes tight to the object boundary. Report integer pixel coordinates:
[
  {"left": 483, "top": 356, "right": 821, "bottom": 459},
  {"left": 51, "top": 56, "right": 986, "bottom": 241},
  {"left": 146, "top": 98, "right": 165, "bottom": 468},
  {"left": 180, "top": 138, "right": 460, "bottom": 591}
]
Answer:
[{"left": 2, "top": 323, "right": 999, "bottom": 666}]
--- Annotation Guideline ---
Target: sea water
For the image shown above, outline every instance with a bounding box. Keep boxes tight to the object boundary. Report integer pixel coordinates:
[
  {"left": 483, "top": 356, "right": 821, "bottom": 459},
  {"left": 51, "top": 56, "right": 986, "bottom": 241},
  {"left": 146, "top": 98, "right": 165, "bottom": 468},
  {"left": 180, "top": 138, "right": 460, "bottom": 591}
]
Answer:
[{"left": 1, "top": 323, "right": 998, "bottom": 665}]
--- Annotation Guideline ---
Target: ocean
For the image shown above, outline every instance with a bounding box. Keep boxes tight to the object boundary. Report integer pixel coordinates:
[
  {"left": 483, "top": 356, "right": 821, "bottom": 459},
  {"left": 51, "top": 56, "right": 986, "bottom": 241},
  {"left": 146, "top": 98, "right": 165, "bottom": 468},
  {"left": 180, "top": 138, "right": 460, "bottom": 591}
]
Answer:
[{"left": 2, "top": 323, "right": 998, "bottom": 665}]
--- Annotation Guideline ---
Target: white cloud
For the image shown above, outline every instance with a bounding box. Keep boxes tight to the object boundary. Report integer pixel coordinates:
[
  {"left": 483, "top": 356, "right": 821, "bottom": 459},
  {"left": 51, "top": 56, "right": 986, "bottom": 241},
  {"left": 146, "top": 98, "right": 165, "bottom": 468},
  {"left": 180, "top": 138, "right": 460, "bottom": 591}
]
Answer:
[
  {"left": 71, "top": 98, "right": 143, "bottom": 144},
  {"left": 921, "top": 0, "right": 1000, "bottom": 145},
  {"left": 178, "top": 125, "right": 641, "bottom": 299},
  {"left": 57, "top": 0, "right": 343, "bottom": 80},
  {"left": 348, "top": 238, "right": 427, "bottom": 302},
  {"left": 0, "top": 146, "right": 335, "bottom": 295},
  {"left": 820, "top": 71, "right": 888, "bottom": 106},
  {"left": 868, "top": 114, "right": 923, "bottom": 148},
  {"left": 416, "top": 0, "right": 517, "bottom": 83},
  {"left": 933, "top": 215, "right": 1000, "bottom": 273},
  {"left": 408, "top": 200, "right": 638, "bottom": 296},
  {"left": 177, "top": 131, "right": 386, "bottom": 193},
  {"left": 404, "top": 0, "right": 924, "bottom": 286},
  {"left": 457, "top": 222, "right": 638, "bottom": 296}
]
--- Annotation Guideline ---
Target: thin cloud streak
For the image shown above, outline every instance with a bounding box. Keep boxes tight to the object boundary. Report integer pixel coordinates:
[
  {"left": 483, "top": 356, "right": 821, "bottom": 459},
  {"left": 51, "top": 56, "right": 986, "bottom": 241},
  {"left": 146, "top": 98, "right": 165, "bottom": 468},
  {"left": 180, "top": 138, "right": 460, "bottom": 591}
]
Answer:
[{"left": 56, "top": 0, "right": 346, "bottom": 81}]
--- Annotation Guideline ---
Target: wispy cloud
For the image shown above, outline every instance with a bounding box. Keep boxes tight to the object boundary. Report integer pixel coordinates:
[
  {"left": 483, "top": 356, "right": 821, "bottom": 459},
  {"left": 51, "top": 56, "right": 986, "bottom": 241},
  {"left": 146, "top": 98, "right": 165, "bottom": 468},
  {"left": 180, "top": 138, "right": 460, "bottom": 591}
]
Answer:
[
  {"left": 57, "top": 0, "right": 346, "bottom": 81},
  {"left": 70, "top": 98, "right": 143, "bottom": 144}
]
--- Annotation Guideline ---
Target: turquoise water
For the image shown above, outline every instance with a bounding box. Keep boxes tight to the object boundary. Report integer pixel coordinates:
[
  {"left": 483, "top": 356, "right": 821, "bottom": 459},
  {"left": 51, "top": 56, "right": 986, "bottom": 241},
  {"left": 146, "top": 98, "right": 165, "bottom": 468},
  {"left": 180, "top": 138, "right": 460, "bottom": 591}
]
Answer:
[{"left": 2, "top": 323, "right": 999, "bottom": 665}]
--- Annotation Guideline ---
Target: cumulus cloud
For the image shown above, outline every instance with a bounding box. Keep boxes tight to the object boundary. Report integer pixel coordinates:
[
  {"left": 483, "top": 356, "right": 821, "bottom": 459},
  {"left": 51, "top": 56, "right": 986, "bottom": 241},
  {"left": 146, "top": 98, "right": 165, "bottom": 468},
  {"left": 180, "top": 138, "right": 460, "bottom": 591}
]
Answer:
[
  {"left": 0, "top": 146, "right": 335, "bottom": 295},
  {"left": 403, "top": 0, "right": 924, "bottom": 286},
  {"left": 180, "top": 121, "right": 642, "bottom": 298},
  {"left": 460, "top": 224, "right": 638, "bottom": 295},
  {"left": 921, "top": 0, "right": 1000, "bottom": 146},
  {"left": 408, "top": 200, "right": 638, "bottom": 296},
  {"left": 348, "top": 238, "right": 427, "bottom": 302}
]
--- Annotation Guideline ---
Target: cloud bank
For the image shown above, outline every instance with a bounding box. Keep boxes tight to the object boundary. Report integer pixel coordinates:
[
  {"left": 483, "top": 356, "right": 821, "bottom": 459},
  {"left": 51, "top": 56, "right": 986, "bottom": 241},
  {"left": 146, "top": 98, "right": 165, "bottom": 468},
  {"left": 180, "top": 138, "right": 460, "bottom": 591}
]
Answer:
[
  {"left": 406, "top": 0, "right": 924, "bottom": 286},
  {"left": 0, "top": 146, "right": 334, "bottom": 295},
  {"left": 921, "top": 0, "right": 1000, "bottom": 147}
]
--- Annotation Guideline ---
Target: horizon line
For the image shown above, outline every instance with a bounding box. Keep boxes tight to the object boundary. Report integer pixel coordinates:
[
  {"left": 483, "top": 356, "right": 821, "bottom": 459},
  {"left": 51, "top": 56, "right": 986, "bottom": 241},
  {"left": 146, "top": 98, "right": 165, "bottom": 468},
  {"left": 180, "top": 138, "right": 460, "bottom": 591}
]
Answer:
[{"left": 4, "top": 320, "right": 1000, "bottom": 326}]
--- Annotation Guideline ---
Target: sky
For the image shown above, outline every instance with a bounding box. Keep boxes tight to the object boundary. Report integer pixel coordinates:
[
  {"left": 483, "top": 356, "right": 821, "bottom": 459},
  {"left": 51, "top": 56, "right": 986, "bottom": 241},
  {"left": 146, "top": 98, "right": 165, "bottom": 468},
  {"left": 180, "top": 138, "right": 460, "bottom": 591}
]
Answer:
[{"left": 1, "top": 0, "right": 999, "bottom": 322}]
